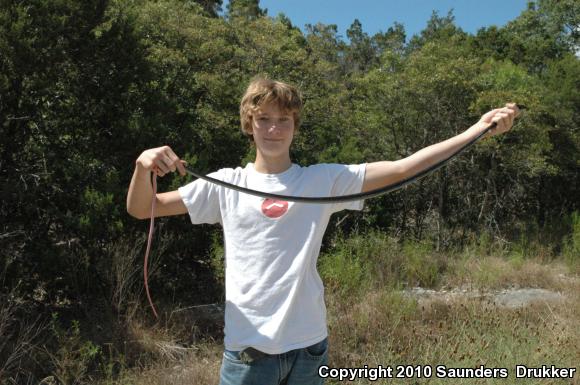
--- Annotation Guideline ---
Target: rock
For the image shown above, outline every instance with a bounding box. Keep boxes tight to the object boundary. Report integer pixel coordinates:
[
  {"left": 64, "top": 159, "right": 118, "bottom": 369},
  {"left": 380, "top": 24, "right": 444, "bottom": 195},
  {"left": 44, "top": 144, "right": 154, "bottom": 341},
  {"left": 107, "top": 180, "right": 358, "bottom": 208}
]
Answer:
[
  {"left": 492, "top": 288, "right": 564, "bottom": 308},
  {"left": 404, "top": 287, "right": 566, "bottom": 309}
]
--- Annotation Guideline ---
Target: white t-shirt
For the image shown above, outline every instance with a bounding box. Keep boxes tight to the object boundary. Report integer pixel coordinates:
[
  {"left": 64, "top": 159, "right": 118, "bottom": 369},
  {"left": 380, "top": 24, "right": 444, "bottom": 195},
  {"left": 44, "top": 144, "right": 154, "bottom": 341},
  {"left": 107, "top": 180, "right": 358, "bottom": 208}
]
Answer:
[{"left": 178, "top": 162, "right": 366, "bottom": 354}]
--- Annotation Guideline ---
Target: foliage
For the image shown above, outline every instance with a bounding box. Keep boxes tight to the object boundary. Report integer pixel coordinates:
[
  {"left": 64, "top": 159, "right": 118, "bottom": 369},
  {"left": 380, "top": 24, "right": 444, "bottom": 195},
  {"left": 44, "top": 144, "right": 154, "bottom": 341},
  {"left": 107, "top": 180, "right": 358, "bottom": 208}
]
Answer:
[
  {"left": 45, "top": 316, "right": 101, "bottom": 385},
  {"left": 563, "top": 211, "right": 580, "bottom": 272},
  {"left": 319, "top": 230, "right": 447, "bottom": 297}
]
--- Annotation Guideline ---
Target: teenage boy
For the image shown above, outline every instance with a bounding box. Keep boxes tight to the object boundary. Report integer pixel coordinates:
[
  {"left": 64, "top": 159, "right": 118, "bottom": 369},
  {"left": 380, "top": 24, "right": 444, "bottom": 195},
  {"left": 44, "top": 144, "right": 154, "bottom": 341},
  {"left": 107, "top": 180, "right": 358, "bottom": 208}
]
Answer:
[{"left": 127, "top": 78, "right": 518, "bottom": 385}]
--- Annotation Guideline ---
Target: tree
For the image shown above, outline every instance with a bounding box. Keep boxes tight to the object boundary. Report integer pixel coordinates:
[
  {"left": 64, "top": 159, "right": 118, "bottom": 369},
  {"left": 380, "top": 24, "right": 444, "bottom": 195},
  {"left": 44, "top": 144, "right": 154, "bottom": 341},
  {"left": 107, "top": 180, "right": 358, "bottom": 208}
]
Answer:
[
  {"left": 407, "top": 10, "right": 466, "bottom": 52},
  {"left": 226, "top": 0, "right": 266, "bottom": 20},
  {"left": 305, "top": 23, "right": 345, "bottom": 67},
  {"left": 480, "top": 0, "right": 578, "bottom": 73},
  {"left": 372, "top": 22, "right": 406, "bottom": 56},
  {"left": 536, "top": 54, "right": 580, "bottom": 220},
  {"left": 191, "top": 0, "right": 223, "bottom": 17},
  {"left": 345, "top": 19, "right": 377, "bottom": 73},
  {"left": 534, "top": 0, "right": 579, "bottom": 55}
]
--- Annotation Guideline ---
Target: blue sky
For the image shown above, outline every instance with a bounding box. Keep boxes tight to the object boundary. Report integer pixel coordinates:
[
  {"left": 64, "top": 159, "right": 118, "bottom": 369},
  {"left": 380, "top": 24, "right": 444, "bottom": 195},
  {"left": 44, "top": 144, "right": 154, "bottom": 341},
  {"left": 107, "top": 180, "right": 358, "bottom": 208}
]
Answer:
[{"left": 223, "top": 0, "right": 531, "bottom": 40}]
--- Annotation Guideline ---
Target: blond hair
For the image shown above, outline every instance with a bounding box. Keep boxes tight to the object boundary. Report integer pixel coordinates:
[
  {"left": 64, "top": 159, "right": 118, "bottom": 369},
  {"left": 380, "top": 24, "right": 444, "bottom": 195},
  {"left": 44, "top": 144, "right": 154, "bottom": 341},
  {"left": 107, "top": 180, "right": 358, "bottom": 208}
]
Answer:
[{"left": 239, "top": 78, "right": 303, "bottom": 139}]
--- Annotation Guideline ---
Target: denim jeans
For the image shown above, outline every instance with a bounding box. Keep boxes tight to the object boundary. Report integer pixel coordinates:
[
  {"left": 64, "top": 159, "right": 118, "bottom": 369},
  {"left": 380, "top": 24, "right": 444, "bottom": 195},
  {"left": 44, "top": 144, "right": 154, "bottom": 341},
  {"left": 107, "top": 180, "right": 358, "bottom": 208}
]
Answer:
[{"left": 219, "top": 338, "right": 328, "bottom": 385}]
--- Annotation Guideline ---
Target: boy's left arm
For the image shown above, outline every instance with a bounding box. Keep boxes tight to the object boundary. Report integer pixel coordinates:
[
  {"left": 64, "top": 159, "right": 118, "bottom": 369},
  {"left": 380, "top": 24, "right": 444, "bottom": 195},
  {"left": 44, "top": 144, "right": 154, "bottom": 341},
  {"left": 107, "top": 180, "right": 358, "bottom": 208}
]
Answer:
[{"left": 362, "top": 103, "right": 520, "bottom": 192}]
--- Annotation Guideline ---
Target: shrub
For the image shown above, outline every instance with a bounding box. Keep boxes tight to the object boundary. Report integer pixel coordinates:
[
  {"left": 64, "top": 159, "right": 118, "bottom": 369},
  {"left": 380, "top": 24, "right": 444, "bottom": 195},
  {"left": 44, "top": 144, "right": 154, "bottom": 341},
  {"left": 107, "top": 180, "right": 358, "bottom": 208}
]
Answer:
[{"left": 562, "top": 211, "right": 580, "bottom": 273}]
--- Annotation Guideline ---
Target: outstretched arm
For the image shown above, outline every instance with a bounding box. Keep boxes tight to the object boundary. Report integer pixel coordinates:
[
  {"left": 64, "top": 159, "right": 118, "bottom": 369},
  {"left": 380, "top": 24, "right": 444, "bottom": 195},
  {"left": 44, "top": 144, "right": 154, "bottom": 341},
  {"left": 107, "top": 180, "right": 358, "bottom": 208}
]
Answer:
[{"left": 362, "top": 104, "right": 520, "bottom": 192}]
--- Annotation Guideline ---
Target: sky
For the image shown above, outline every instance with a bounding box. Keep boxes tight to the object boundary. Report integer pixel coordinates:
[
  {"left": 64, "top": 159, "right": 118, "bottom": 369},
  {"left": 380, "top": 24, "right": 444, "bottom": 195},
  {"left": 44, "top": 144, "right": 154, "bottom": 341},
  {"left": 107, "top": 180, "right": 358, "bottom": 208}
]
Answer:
[{"left": 222, "top": 0, "right": 531, "bottom": 40}]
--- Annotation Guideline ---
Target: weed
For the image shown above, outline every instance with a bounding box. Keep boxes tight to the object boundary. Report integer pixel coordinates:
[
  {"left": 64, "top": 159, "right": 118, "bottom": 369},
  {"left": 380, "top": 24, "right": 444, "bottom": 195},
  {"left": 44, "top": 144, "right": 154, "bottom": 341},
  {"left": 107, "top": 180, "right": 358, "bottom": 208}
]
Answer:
[
  {"left": 562, "top": 211, "right": 580, "bottom": 273},
  {"left": 401, "top": 240, "right": 441, "bottom": 287},
  {"left": 45, "top": 315, "right": 100, "bottom": 385},
  {"left": 0, "top": 292, "right": 46, "bottom": 382}
]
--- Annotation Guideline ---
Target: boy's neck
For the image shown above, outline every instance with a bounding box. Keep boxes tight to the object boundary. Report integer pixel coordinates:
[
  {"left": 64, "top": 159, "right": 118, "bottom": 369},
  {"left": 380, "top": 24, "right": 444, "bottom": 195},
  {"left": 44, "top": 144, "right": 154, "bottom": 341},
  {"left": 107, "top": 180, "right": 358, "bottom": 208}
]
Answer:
[{"left": 253, "top": 153, "right": 292, "bottom": 174}]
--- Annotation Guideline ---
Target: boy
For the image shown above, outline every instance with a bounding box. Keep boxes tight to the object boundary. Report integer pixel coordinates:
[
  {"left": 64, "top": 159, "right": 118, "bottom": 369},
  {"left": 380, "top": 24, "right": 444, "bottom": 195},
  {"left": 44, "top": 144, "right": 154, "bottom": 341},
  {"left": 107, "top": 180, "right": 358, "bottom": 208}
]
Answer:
[{"left": 126, "top": 78, "right": 518, "bottom": 385}]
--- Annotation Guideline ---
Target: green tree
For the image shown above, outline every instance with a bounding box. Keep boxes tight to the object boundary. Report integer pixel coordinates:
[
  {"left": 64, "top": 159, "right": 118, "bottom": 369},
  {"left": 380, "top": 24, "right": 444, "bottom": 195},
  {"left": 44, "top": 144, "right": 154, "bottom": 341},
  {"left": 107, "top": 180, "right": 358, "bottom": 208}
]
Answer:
[
  {"left": 372, "top": 22, "right": 406, "bottom": 56},
  {"left": 226, "top": 0, "right": 266, "bottom": 20},
  {"left": 191, "top": 0, "right": 223, "bottom": 17},
  {"left": 407, "top": 10, "right": 466, "bottom": 52},
  {"left": 345, "top": 19, "right": 377, "bottom": 73},
  {"left": 472, "top": 0, "right": 577, "bottom": 73},
  {"left": 536, "top": 54, "right": 580, "bottom": 220}
]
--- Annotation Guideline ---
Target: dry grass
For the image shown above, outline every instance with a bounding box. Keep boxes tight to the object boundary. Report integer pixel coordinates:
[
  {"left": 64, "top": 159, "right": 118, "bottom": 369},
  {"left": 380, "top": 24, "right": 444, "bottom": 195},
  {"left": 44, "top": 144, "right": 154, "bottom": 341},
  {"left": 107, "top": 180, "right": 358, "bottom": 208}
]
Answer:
[
  {"left": 103, "top": 252, "right": 578, "bottom": 385},
  {"left": 115, "top": 343, "right": 222, "bottom": 385},
  {"left": 326, "top": 283, "right": 579, "bottom": 384},
  {"left": 446, "top": 256, "right": 573, "bottom": 291},
  {"left": 0, "top": 293, "right": 47, "bottom": 383}
]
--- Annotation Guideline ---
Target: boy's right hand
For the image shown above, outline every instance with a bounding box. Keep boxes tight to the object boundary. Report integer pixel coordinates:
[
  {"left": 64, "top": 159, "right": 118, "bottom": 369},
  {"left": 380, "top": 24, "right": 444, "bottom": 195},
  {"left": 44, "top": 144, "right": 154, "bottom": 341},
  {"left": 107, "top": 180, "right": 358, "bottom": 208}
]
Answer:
[{"left": 136, "top": 146, "right": 187, "bottom": 177}]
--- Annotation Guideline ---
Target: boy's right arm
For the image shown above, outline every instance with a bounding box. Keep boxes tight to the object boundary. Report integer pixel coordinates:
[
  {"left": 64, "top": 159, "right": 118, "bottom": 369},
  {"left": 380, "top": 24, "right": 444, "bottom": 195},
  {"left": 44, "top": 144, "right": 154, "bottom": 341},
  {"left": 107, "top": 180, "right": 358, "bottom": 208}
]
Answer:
[{"left": 126, "top": 146, "right": 188, "bottom": 220}]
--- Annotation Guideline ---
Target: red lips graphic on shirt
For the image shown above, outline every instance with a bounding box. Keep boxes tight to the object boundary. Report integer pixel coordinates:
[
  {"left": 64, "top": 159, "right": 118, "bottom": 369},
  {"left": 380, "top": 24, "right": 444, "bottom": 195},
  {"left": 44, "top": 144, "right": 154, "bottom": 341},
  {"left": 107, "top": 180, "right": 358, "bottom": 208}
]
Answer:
[{"left": 261, "top": 199, "right": 289, "bottom": 218}]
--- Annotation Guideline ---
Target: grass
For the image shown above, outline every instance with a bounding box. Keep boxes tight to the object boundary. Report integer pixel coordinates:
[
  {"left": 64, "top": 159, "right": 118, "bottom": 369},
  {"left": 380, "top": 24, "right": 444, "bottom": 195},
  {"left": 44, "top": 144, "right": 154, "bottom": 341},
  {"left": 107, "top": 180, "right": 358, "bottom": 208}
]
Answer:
[
  {"left": 108, "top": 343, "right": 222, "bottom": 385},
  {"left": 326, "top": 288, "right": 579, "bottom": 384},
  {"left": 98, "top": 231, "right": 578, "bottom": 385},
  {"left": 2, "top": 230, "right": 578, "bottom": 384},
  {"left": 102, "top": 254, "right": 578, "bottom": 385}
]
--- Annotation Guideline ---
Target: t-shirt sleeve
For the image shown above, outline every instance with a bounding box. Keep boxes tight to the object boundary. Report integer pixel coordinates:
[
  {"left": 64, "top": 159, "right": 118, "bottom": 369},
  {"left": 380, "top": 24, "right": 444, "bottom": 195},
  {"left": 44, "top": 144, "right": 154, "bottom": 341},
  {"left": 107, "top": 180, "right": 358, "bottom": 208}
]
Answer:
[
  {"left": 328, "top": 163, "right": 367, "bottom": 213},
  {"left": 177, "top": 170, "right": 223, "bottom": 224}
]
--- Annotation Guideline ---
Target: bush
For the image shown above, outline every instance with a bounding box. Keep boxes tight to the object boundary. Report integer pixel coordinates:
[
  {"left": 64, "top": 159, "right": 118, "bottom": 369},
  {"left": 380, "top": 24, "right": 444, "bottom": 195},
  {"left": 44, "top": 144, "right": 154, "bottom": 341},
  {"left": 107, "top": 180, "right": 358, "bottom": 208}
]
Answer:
[
  {"left": 44, "top": 316, "right": 101, "bottom": 385},
  {"left": 319, "top": 231, "right": 448, "bottom": 297},
  {"left": 562, "top": 211, "right": 580, "bottom": 273}
]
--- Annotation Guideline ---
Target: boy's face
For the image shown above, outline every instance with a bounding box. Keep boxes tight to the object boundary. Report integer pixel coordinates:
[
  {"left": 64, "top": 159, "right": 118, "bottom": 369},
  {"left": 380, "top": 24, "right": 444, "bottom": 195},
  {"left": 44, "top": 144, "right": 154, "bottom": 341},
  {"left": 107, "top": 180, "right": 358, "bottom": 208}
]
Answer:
[{"left": 250, "top": 102, "right": 295, "bottom": 159}]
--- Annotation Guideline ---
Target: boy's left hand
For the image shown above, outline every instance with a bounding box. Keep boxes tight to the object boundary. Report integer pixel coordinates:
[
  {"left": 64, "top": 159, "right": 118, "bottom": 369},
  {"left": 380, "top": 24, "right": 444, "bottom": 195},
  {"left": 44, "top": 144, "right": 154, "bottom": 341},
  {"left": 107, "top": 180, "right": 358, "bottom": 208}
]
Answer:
[{"left": 479, "top": 103, "right": 521, "bottom": 138}]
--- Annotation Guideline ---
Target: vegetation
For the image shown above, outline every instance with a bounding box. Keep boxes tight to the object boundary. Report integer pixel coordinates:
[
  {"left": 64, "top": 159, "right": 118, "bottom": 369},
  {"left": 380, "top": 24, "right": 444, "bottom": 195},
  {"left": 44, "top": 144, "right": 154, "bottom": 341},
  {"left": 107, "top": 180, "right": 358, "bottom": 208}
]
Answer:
[{"left": 1, "top": 0, "right": 578, "bottom": 383}]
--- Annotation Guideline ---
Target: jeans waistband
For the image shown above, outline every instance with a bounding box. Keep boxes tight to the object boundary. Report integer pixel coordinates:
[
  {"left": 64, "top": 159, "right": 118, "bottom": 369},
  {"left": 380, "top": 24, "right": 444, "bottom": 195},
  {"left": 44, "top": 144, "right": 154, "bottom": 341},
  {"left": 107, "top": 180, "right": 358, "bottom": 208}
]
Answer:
[{"left": 239, "top": 347, "right": 268, "bottom": 362}]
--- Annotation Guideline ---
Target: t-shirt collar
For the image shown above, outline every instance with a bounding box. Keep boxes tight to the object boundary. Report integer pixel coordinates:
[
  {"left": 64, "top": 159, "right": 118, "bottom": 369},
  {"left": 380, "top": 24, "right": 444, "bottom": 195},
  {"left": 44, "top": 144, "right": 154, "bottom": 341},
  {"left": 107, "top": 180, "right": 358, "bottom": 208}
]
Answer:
[{"left": 245, "top": 162, "right": 298, "bottom": 181}]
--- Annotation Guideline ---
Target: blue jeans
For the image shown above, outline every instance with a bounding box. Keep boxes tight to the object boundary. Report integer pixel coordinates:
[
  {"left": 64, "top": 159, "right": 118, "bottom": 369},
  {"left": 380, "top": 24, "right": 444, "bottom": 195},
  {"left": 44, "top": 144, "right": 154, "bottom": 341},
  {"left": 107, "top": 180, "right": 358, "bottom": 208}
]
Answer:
[{"left": 219, "top": 338, "right": 328, "bottom": 385}]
